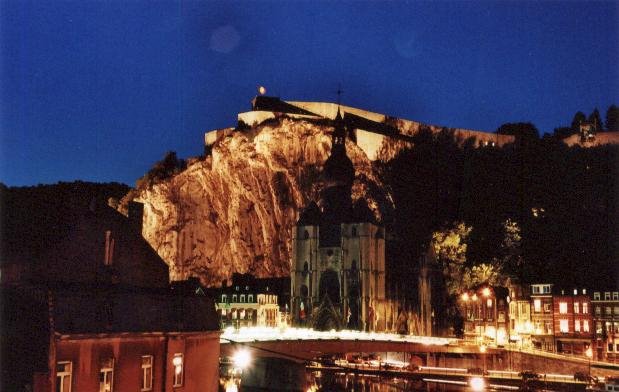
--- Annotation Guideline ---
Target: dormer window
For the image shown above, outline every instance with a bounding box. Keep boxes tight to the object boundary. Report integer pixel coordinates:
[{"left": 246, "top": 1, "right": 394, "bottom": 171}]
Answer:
[
  {"left": 605, "top": 292, "right": 611, "bottom": 300},
  {"left": 240, "top": 294, "right": 245, "bottom": 303},
  {"left": 221, "top": 294, "right": 227, "bottom": 303},
  {"left": 248, "top": 294, "right": 254, "bottom": 303},
  {"left": 232, "top": 294, "right": 237, "bottom": 303},
  {"left": 594, "top": 292, "right": 600, "bottom": 300}
]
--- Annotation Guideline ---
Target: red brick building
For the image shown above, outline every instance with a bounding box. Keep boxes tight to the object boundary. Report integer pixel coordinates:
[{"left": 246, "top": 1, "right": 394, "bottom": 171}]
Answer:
[
  {"left": 552, "top": 288, "right": 593, "bottom": 356},
  {"left": 1, "top": 186, "right": 220, "bottom": 392}
]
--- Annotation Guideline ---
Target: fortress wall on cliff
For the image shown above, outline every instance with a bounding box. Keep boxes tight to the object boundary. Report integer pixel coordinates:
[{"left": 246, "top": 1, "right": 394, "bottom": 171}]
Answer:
[{"left": 206, "top": 100, "right": 515, "bottom": 161}]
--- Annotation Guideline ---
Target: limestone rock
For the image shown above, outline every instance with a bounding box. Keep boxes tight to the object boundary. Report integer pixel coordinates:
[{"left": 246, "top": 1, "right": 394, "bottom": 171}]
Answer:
[{"left": 123, "top": 118, "right": 392, "bottom": 286}]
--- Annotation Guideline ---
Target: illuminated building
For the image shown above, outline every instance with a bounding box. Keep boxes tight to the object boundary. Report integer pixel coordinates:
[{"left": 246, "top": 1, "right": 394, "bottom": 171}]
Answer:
[
  {"left": 508, "top": 285, "right": 533, "bottom": 348},
  {"left": 592, "top": 290, "right": 619, "bottom": 362},
  {"left": 214, "top": 274, "right": 281, "bottom": 329},
  {"left": 530, "top": 283, "right": 555, "bottom": 351},
  {"left": 552, "top": 288, "right": 593, "bottom": 356},
  {"left": 290, "top": 107, "right": 386, "bottom": 331}
]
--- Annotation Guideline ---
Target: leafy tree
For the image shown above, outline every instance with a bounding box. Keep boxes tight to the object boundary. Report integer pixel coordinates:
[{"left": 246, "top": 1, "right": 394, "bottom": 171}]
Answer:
[
  {"left": 138, "top": 151, "right": 187, "bottom": 188},
  {"left": 462, "top": 263, "right": 501, "bottom": 288},
  {"left": 571, "top": 111, "right": 587, "bottom": 130},
  {"left": 431, "top": 222, "right": 472, "bottom": 296},
  {"left": 588, "top": 108, "right": 603, "bottom": 131},
  {"left": 553, "top": 127, "right": 576, "bottom": 139},
  {"left": 606, "top": 104, "right": 619, "bottom": 131},
  {"left": 496, "top": 122, "right": 539, "bottom": 145}
]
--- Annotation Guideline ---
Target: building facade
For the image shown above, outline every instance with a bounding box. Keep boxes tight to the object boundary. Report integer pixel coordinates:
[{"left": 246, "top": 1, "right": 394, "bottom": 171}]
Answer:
[
  {"left": 1, "top": 198, "right": 220, "bottom": 392},
  {"left": 530, "top": 283, "right": 555, "bottom": 351},
  {"left": 592, "top": 290, "right": 619, "bottom": 362},
  {"left": 215, "top": 275, "right": 281, "bottom": 329},
  {"left": 290, "top": 108, "right": 386, "bottom": 331},
  {"left": 552, "top": 289, "right": 593, "bottom": 356}
]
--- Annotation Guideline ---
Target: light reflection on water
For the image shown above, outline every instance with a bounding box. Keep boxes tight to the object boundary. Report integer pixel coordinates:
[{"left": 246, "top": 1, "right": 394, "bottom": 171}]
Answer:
[{"left": 309, "top": 371, "right": 468, "bottom": 392}]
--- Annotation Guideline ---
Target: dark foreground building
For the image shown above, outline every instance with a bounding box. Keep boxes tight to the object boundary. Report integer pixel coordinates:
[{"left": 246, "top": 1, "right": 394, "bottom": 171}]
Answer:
[{"left": 1, "top": 186, "right": 220, "bottom": 392}]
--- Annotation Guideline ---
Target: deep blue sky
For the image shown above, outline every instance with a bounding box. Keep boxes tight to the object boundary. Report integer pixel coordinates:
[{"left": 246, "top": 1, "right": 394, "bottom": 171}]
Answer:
[{"left": 1, "top": 1, "right": 618, "bottom": 186}]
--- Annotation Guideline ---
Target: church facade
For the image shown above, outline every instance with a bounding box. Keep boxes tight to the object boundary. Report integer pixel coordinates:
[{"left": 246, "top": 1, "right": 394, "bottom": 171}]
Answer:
[{"left": 290, "top": 108, "right": 387, "bottom": 331}]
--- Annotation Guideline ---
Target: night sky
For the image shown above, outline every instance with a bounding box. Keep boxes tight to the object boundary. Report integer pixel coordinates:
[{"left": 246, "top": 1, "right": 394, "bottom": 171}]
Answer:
[{"left": 1, "top": 1, "right": 617, "bottom": 186}]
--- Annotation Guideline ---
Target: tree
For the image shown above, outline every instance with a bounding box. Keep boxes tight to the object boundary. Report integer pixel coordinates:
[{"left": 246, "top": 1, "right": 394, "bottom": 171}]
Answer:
[
  {"left": 606, "top": 104, "right": 619, "bottom": 131},
  {"left": 431, "top": 222, "right": 472, "bottom": 296},
  {"left": 553, "top": 127, "right": 576, "bottom": 139},
  {"left": 588, "top": 108, "right": 603, "bottom": 132},
  {"left": 571, "top": 111, "right": 587, "bottom": 130},
  {"left": 496, "top": 122, "right": 539, "bottom": 145}
]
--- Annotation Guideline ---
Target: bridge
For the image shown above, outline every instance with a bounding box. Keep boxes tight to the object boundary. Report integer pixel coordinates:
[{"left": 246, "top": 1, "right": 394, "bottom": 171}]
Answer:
[{"left": 220, "top": 327, "right": 619, "bottom": 379}]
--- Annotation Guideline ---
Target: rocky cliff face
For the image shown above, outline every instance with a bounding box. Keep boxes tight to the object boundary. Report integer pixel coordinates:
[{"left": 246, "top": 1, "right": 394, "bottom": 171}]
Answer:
[{"left": 124, "top": 118, "right": 392, "bottom": 286}]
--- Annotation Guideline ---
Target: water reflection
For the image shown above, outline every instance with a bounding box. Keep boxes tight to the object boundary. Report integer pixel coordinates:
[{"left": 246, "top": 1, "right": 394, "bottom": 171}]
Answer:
[{"left": 310, "top": 371, "right": 468, "bottom": 391}]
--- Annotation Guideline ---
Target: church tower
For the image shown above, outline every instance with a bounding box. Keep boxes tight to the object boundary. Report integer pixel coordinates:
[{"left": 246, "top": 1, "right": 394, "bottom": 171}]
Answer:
[{"left": 291, "top": 106, "right": 386, "bottom": 331}]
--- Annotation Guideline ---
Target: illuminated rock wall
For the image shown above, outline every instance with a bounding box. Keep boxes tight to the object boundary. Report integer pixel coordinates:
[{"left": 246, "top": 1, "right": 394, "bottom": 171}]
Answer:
[{"left": 127, "top": 118, "right": 391, "bottom": 285}]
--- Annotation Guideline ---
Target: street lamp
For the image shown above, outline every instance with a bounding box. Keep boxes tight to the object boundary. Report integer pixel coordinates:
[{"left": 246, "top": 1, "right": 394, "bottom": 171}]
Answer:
[
  {"left": 586, "top": 346, "right": 593, "bottom": 379},
  {"left": 480, "top": 344, "right": 487, "bottom": 373}
]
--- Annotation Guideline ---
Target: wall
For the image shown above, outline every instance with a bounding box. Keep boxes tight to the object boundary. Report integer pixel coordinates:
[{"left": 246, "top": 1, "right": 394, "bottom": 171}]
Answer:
[{"left": 54, "top": 332, "right": 220, "bottom": 392}]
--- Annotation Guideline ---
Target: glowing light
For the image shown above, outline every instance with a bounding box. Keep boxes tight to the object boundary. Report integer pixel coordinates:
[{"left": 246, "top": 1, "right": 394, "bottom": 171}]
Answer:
[
  {"left": 258, "top": 86, "right": 266, "bottom": 95},
  {"left": 225, "top": 380, "right": 238, "bottom": 392},
  {"left": 461, "top": 293, "right": 469, "bottom": 301},
  {"left": 482, "top": 287, "right": 491, "bottom": 297},
  {"left": 469, "top": 376, "right": 485, "bottom": 391},
  {"left": 472, "top": 294, "right": 478, "bottom": 301},
  {"left": 233, "top": 348, "right": 252, "bottom": 370},
  {"left": 220, "top": 326, "right": 456, "bottom": 346},
  {"left": 586, "top": 347, "right": 593, "bottom": 358},
  {"left": 172, "top": 356, "right": 182, "bottom": 367},
  {"left": 479, "top": 344, "right": 487, "bottom": 353}
]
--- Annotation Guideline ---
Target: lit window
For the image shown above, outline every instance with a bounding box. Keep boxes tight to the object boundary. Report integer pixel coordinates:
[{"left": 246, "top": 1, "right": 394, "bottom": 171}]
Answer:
[
  {"left": 594, "top": 292, "right": 600, "bottom": 300},
  {"left": 595, "top": 306, "right": 601, "bottom": 315},
  {"left": 575, "top": 320, "right": 581, "bottom": 332},
  {"left": 606, "top": 307, "right": 612, "bottom": 315},
  {"left": 559, "top": 302, "right": 568, "bottom": 314},
  {"left": 545, "top": 321, "right": 553, "bottom": 334},
  {"left": 172, "top": 354, "right": 183, "bottom": 387},
  {"left": 141, "top": 356, "right": 153, "bottom": 391},
  {"left": 559, "top": 319, "right": 569, "bottom": 333},
  {"left": 544, "top": 303, "right": 551, "bottom": 313},
  {"left": 574, "top": 289, "right": 578, "bottom": 295},
  {"left": 583, "top": 320, "right": 590, "bottom": 332},
  {"left": 99, "top": 358, "right": 114, "bottom": 392},
  {"left": 596, "top": 322, "right": 603, "bottom": 334},
  {"left": 574, "top": 303, "right": 579, "bottom": 314},
  {"left": 532, "top": 286, "right": 540, "bottom": 294},
  {"left": 583, "top": 303, "right": 588, "bottom": 314},
  {"left": 57, "top": 362, "right": 72, "bottom": 392},
  {"left": 533, "top": 299, "right": 541, "bottom": 312},
  {"left": 615, "top": 307, "right": 619, "bottom": 315}
]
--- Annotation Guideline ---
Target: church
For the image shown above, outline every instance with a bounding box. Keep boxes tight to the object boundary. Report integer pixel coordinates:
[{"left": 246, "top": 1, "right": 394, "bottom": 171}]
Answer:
[{"left": 290, "top": 107, "right": 387, "bottom": 331}]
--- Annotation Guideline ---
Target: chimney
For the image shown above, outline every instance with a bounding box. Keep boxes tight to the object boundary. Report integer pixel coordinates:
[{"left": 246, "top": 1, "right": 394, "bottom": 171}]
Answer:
[{"left": 127, "top": 201, "right": 144, "bottom": 234}]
